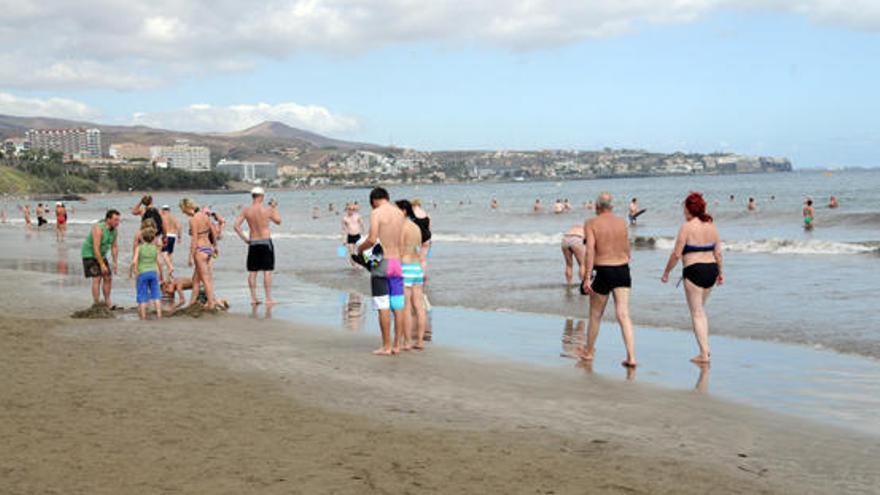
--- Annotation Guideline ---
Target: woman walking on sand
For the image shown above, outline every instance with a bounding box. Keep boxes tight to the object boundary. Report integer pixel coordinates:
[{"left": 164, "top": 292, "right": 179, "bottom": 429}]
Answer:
[
  {"left": 660, "top": 192, "right": 723, "bottom": 364},
  {"left": 179, "top": 198, "right": 216, "bottom": 310}
]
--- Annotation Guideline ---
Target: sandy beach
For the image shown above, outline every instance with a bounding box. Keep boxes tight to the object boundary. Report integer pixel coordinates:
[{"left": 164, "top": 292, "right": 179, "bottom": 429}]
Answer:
[{"left": 1, "top": 265, "right": 878, "bottom": 495}]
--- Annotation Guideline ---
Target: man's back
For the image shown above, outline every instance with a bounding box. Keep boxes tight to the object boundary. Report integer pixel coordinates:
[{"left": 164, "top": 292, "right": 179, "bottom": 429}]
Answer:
[
  {"left": 374, "top": 203, "right": 405, "bottom": 258},
  {"left": 588, "top": 213, "right": 630, "bottom": 265},
  {"left": 243, "top": 204, "right": 273, "bottom": 241}
]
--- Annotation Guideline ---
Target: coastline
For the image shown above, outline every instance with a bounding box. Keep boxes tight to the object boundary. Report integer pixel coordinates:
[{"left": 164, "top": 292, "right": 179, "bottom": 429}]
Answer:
[{"left": 1, "top": 268, "right": 879, "bottom": 493}]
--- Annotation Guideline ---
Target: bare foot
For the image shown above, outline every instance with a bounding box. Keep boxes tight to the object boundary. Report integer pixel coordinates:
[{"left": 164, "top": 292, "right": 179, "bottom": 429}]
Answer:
[
  {"left": 251, "top": 300, "right": 262, "bottom": 306},
  {"left": 576, "top": 347, "right": 595, "bottom": 361},
  {"left": 391, "top": 346, "right": 400, "bottom": 355},
  {"left": 621, "top": 359, "right": 637, "bottom": 368},
  {"left": 265, "top": 299, "right": 277, "bottom": 306},
  {"left": 372, "top": 348, "right": 393, "bottom": 356},
  {"left": 690, "top": 355, "right": 711, "bottom": 364},
  {"left": 412, "top": 343, "right": 425, "bottom": 351},
  {"left": 402, "top": 344, "right": 413, "bottom": 351}
]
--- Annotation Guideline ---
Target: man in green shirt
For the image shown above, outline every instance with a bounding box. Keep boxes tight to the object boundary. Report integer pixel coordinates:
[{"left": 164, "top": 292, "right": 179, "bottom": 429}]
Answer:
[{"left": 81, "top": 209, "right": 121, "bottom": 308}]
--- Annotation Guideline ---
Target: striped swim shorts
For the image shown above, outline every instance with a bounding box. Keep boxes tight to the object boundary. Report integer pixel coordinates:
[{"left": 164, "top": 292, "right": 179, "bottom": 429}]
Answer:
[{"left": 402, "top": 262, "right": 424, "bottom": 287}]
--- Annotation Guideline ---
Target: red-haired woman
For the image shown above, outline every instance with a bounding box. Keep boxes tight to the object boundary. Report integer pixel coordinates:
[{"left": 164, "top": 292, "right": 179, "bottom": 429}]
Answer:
[{"left": 661, "top": 192, "right": 723, "bottom": 364}]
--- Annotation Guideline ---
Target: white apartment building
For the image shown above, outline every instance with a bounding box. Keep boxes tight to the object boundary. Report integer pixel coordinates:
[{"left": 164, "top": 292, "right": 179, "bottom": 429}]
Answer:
[
  {"left": 151, "top": 140, "right": 211, "bottom": 172},
  {"left": 215, "top": 159, "right": 278, "bottom": 183},
  {"left": 25, "top": 128, "right": 102, "bottom": 158}
]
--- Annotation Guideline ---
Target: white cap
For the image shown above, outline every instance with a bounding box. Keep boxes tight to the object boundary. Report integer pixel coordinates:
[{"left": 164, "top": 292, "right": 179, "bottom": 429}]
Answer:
[
  {"left": 161, "top": 204, "right": 171, "bottom": 210},
  {"left": 55, "top": 201, "right": 62, "bottom": 206},
  {"left": 250, "top": 187, "right": 265, "bottom": 196}
]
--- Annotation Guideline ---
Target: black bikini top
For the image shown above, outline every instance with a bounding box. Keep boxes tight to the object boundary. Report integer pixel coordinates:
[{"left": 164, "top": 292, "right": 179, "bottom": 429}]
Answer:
[{"left": 682, "top": 244, "right": 716, "bottom": 255}]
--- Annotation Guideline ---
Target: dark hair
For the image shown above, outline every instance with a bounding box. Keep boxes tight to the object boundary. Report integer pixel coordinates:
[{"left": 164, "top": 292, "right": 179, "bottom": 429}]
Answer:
[
  {"left": 369, "top": 187, "right": 389, "bottom": 204},
  {"left": 105, "top": 209, "right": 121, "bottom": 220},
  {"left": 806, "top": 199, "right": 813, "bottom": 206},
  {"left": 141, "top": 195, "right": 152, "bottom": 206},
  {"left": 685, "top": 192, "right": 712, "bottom": 222},
  {"left": 395, "top": 199, "right": 415, "bottom": 219}
]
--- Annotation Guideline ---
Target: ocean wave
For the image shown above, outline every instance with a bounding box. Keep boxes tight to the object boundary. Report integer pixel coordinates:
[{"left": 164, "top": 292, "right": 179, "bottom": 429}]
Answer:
[{"left": 633, "top": 236, "right": 880, "bottom": 255}]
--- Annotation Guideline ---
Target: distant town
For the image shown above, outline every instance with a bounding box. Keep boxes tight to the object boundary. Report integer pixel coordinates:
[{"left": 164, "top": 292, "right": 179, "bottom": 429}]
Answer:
[{"left": 0, "top": 117, "right": 792, "bottom": 191}]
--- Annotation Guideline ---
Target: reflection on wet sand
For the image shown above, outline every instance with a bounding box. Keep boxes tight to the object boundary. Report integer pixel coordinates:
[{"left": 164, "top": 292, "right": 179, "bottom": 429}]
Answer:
[
  {"left": 694, "top": 363, "right": 710, "bottom": 393},
  {"left": 250, "top": 303, "right": 274, "bottom": 320},
  {"left": 560, "top": 318, "right": 585, "bottom": 358},
  {"left": 342, "top": 292, "right": 365, "bottom": 331}
]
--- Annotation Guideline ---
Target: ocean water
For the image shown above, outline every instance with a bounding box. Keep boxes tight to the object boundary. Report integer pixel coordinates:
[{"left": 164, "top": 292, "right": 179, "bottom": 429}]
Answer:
[{"left": 3, "top": 169, "right": 879, "bottom": 362}]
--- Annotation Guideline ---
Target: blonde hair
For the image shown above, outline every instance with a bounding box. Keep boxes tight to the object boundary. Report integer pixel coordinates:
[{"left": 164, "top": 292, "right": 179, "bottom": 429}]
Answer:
[
  {"left": 141, "top": 227, "right": 157, "bottom": 243},
  {"left": 412, "top": 198, "right": 423, "bottom": 208},
  {"left": 179, "top": 198, "right": 198, "bottom": 213}
]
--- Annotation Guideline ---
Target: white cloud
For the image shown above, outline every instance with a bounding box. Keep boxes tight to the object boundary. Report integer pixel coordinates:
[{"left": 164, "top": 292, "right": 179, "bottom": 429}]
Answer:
[
  {"left": 130, "top": 101, "right": 359, "bottom": 134},
  {"left": 0, "top": 0, "right": 877, "bottom": 89},
  {"left": 0, "top": 92, "right": 102, "bottom": 120}
]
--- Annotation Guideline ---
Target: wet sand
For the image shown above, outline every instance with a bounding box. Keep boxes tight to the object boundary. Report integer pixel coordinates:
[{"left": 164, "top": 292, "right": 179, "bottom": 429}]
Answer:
[{"left": 1, "top": 268, "right": 879, "bottom": 494}]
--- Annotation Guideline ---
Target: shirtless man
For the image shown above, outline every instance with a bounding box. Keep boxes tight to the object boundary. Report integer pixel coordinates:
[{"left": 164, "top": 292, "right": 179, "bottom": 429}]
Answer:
[
  {"left": 234, "top": 187, "right": 282, "bottom": 306},
  {"left": 533, "top": 199, "right": 543, "bottom": 213},
  {"left": 35, "top": 203, "right": 47, "bottom": 227},
  {"left": 828, "top": 196, "right": 839, "bottom": 209},
  {"left": 628, "top": 198, "right": 640, "bottom": 225},
  {"left": 357, "top": 187, "right": 406, "bottom": 356},
  {"left": 159, "top": 205, "right": 181, "bottom": 276},
  {"left": 341, "top": 203, "right": 365, "bottom": 266},
  {"left": 577, "top": 192, "right": 637, "bottom": 368},
  {"left": 490, "top": 198, "right": 498, "bottom": 210}
]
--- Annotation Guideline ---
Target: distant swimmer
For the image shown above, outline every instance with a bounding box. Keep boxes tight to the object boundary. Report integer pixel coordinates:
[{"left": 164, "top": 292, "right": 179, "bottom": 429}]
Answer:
[
  {"left": 311, "top": 206, "right": 320, "bottom": 219},
  {"left": 747, "top": 197, "right": 757, "bottom": 211},
  {"left": 342, "top": 203, "right": 365, "bottom": 266},
  {"left": 628, "top": 197, "right": 646, "bottom": 225},
  {"left": 661, "top": 192, "right": 723, "bottom": 364},
  {"left": 561, "top": 225, "right": 586, "bottom": 286},
  {"left": 578, "top": 192, "right": 637, "bottom": 368},
  {"left": 490, "top": 198, "right": 499, "bottom": 210},
  {"left": 55, "top": 202, "right": 67, "bottom": 243},
  {"left": 35, "top": 203, "right": 47, "bottom": 227},
  {"left": 358, "top": 187, "right": 407, "bottom": 356},
  {"left": 584, "top": 200, "right": 594, "bottom": 211},
  {"left": 563, "top": 198, "right": 573, "bottom": 212},
  {"left": 729, "top": 194, "right": 735, "bottom": 202},
  {"left": 803, "top": 199, "right": 815, "bottom": 230},
  {"left": 21, "top": 204, "right": 31, "bottom": 228},
  {"left": 553, "top": 199, "right": 564, "bottom": 214},
  {"left": 534, "top": 199, "right": 543, "bottom": 212},
  {"left": 234, "top": 187, "right": 282, "bottom": 306},
  {"left": 828, "top": 195, "right": 839, "bottom": 209}
]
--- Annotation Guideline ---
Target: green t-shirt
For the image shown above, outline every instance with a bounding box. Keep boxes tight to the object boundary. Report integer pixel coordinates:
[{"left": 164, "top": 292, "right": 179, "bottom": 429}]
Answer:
[
  {"left": 137, "top": 243, "right": 159, "bottom": 274},
  {"left": 81, "top": 221, "right": 117, "bottom": 259}
]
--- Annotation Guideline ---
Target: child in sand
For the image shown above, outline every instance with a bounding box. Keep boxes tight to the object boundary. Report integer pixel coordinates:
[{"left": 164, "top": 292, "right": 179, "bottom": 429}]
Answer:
[
  {"left": 161, "top": 276, "right": 230, "bottom": 310},
  {"left": 131, "top": 226, "right": 163, "bottom": 320}
]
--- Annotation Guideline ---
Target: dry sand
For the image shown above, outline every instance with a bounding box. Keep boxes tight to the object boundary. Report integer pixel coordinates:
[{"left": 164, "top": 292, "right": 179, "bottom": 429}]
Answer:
[{"left": 0, "top": 269, "right": 878, "bottom": 494}]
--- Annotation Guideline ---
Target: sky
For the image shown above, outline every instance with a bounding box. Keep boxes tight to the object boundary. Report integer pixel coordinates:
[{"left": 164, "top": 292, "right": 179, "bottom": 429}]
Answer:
[{"left": 1, "top": 0, "right": 879, "bottom": 168}]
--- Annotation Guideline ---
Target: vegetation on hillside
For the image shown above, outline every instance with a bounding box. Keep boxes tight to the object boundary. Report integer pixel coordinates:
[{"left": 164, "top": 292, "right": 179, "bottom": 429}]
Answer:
[{"left": 0, "top": 149, "right": 230, "bottom": 194}]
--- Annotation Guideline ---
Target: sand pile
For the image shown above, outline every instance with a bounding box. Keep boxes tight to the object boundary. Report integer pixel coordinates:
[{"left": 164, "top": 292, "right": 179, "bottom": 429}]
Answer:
[
  {"left": 169, "top": 305, "right": 223, "bottom": 318},
  {"left": 71, "top": 304, "right": 116, "bottom": 319}
]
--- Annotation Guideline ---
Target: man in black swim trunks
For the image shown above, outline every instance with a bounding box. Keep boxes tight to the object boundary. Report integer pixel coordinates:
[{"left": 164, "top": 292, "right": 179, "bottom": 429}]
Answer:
[
  {"left": 578, "top": 192, "right": 637, "bottom": 367},
  {"left": 234, "top": 187, "right": 282, "bottom": 306}
]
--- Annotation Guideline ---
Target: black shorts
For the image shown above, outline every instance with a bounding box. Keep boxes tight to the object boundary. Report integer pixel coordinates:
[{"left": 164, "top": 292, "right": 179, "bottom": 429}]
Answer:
[
  {"left": 162, "top": 235, "right": 176, "bottom": 254},
  {"left": 683, "top": 263, "right": 718, "bottom": 289},
  {"left": 588, "top": 264, "right": 632, "bottom": 295},
  {"left": 346, "top": 234, "right": 361, "bottom": 245},
  {"left": 37, "top": 217, "right": 47, "bottom": 227},
  {"left": 247, "top": 240, "right": 275, "bottom": 272},
  {"left": 82, "top": 257, "right": 110, "bottom": 278}
]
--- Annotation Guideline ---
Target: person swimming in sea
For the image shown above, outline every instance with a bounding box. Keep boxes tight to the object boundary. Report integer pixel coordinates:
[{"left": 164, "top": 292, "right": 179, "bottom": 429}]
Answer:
[
  {"left": 661, "top": 192, "right": 723, "bottom": 364},
  {"left": 747, "top": 197, "right": 757, "bottom": 211},
  {"left": 803, "top": 199, "right": 815, "bottom": 230},
  {"left": 828, "top": 195, "right": 839, "bottom": 209}
]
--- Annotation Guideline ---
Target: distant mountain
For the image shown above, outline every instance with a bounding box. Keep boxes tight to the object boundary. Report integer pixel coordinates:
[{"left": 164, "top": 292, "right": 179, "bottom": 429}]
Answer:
[{"left": 221, "top": 121, "right": 371, "bottom": 149}]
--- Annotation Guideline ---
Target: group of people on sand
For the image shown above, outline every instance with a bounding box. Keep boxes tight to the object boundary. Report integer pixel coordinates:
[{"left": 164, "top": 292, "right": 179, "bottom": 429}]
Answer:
[
  {"left": 346, "top": 188, "right": 433, "bottom": 355},
  {"left": 81, "top": 188, "right": 281, "bottom": 320},
  {"left": 561, "top": 191, "right": 722, "bottom": 367}
]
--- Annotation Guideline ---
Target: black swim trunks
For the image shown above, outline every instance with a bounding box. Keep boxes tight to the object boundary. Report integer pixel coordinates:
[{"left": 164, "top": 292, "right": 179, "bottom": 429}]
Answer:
[
  {"left": 588, "top": 264, "right": 632, "bottom": 295},
  {"left": 37, "top": 216, "right": 47, "bottom": 227},
  {"left": 247, "top": 239, "right": 275, "bottom": 272},
  {"left": 346, "top": 233, "right": 361, "bottom": 245},
  {"left": 683, "top": 263, "right": 718, "bottom": 289},
  {"left": 82, "top": 257, "right": 110, "bottom": 278}
]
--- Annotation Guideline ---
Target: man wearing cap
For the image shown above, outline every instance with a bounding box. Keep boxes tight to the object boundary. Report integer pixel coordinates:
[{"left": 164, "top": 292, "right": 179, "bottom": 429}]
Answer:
[
  {"left": 159, "top": 204, "right": 181, "bottom": 276},
  {"left": 234, "top": 187, "right": 281, "bottom": 305}
]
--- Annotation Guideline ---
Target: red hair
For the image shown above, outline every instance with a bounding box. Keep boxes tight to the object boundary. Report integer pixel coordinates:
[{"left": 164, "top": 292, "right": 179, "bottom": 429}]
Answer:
[{"left": 685, "top": 192, "right": 712, "bottom": 222}]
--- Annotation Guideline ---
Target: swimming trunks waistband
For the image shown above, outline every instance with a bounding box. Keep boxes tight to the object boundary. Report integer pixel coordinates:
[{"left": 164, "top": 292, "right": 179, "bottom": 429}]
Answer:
[{"left": 249, "top": 238, "right": 273, "bottom": 247}]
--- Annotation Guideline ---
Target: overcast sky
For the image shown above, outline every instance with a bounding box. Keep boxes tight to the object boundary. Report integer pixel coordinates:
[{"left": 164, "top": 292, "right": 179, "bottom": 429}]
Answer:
[{"left": 1, "top": 0, "right": 879, "bottom": 167}]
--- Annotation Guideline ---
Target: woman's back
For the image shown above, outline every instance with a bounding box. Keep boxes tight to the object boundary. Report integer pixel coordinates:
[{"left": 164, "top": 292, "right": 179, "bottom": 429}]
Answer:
[
  {"left": 401, "top": 220, "right": 422, "bottom": 263},
  {"left": 681, "top": 219, "right": 719, "bottom": 265}
]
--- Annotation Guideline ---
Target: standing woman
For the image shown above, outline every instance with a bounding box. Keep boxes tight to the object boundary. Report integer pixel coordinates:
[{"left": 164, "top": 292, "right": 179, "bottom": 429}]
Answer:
[
  {"left": 411, "top": 199, "right": 432, "bottom": 279},
  {"left": 55, "top": 202, "right": 68, "bottom": 242},
  {"left": 179, "top": 198, "right": 216, "bottom": 309},
  {"left": 661, "top": 192, "right": 723, "bottom": 364}
]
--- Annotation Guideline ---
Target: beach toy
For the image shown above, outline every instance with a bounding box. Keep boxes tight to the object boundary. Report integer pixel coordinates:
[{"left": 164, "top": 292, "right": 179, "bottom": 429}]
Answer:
[{"left": 337, "top": 245, "right": 348, "bottom": 258}]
